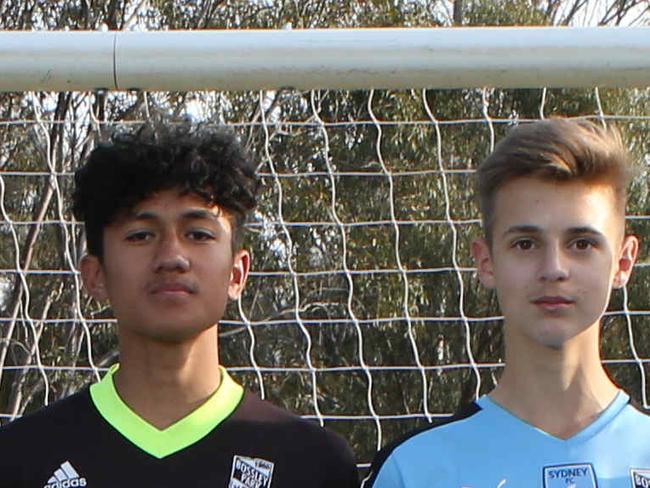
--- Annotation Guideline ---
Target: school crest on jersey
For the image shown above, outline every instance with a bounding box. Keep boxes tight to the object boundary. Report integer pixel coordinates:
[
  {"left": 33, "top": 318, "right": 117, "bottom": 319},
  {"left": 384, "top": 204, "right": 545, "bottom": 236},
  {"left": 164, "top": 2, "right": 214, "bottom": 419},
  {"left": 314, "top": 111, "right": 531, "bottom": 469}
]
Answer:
[
  {"left": 631, "top": 468, "right": 650, "bottom": 488},
  {"left": 543, "top": 463, "right": 597, "bottom": 488},
  {"left": 229, "top": 455, "right": 274, "bottom": 488}
]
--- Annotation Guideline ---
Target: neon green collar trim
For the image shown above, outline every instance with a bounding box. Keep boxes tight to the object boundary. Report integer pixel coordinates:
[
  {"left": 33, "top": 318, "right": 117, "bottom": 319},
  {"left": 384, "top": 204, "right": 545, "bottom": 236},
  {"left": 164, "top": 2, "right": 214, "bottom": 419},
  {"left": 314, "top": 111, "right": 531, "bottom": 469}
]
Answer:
[{"left": 89, "top": 364, "right": 243, "bottom": 459}]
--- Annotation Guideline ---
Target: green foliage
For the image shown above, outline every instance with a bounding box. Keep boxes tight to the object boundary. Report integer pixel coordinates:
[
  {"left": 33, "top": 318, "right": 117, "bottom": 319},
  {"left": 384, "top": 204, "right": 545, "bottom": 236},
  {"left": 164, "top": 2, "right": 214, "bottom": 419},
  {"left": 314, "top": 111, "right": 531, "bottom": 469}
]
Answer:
[{"left": 465, "top": 0, "right": 550, "bottom": 26}]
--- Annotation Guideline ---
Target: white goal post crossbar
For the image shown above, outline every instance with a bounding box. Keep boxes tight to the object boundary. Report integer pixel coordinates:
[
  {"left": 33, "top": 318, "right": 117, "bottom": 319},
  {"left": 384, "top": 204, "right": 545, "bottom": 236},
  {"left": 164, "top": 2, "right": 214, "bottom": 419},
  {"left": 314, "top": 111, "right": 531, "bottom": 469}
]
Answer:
[{"left": 1, "top": 27, "right": 650, "bottom": 92}]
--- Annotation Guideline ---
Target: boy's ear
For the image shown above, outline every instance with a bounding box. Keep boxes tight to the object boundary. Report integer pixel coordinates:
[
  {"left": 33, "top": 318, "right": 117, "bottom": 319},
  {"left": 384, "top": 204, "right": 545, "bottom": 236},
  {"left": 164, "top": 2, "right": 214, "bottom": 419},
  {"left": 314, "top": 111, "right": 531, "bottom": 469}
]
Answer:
[
  {"left": 80, "top": 254, "right": 109, "bottom": 302},
  {"left": 228, "top": 249, "right": 251, "bottom": 300},
  {"left": 613, "top": 234, "right": 639, "bottom": 289},
  {"left": 471, "top": 238, "right": 496, "bottom": 289}
]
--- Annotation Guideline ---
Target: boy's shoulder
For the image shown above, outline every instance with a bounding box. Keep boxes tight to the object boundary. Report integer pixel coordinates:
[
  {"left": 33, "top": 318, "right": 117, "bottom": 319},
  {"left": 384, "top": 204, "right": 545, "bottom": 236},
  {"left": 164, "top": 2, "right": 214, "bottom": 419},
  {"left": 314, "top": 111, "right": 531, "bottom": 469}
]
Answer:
[
  {"left": 365, "top": 400, "right": 484, "bottom": 485},
  {"left": 200, "top": 391, "right": 360, "bottom": 488},
  {"left": 0, "top": 387, "right": 97, "bottom": 488},
  {"left": 0, "top": 387, "right": 94, "bottom": 442},
  {"left": 231, "top": 391, "right": 356, "bottom": 455}
]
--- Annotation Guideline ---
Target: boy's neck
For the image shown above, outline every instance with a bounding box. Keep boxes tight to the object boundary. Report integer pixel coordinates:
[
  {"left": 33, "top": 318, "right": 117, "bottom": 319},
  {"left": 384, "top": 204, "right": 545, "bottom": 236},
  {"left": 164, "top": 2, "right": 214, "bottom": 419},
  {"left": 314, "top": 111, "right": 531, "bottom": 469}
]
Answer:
[
  {"left": 489, "top": 324, "right": 619, "bottom": 440},
  {"left": 113, "top": 327, "right": 222, "bottom": 430}
]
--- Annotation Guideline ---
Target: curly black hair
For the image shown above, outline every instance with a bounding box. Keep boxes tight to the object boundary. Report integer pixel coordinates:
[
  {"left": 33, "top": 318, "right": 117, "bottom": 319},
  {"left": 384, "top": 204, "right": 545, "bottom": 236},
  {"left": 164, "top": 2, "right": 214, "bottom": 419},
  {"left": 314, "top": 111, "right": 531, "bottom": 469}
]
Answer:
[{"left": 72, "top": 124, "right": 259, "bottom": 258}]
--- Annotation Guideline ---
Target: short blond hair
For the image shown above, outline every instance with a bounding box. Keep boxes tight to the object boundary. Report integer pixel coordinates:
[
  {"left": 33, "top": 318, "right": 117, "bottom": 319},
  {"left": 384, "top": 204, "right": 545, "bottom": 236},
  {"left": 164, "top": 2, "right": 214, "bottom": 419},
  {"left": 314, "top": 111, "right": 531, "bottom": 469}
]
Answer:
[{"left": 477, "top": 118, "right": 634, "bottom": 241}]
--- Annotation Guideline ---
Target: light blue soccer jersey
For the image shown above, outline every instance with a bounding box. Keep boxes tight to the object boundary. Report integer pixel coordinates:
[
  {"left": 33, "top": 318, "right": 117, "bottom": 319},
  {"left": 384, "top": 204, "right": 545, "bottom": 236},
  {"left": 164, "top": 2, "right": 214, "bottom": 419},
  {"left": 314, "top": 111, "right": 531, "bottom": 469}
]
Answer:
[{"left": 367, "top": 391, "right": 650, "bottom": 488}]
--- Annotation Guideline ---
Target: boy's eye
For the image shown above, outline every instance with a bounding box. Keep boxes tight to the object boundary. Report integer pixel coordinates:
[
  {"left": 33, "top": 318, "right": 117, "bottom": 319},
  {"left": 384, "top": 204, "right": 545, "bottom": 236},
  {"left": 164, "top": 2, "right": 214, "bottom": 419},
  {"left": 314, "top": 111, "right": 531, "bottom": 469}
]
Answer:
[
  {"left": 188, "top": 229, "right": 215, "bottom": 241},
  {"left": 513, "top": 239, "right": 535, "bottom": 250},
  {"left": 125, "top": 230, "right": 153, "bottom": 242},
  {"left": 572, "top": 238, "right": 594, "bottom": 251}
]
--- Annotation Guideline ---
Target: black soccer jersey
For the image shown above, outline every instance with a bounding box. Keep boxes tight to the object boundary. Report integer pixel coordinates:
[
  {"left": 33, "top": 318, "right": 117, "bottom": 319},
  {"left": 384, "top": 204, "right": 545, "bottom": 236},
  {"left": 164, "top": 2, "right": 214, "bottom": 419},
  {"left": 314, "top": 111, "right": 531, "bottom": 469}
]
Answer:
[{"left": 0, "top": 367, "right": 358, "bottom": 488}]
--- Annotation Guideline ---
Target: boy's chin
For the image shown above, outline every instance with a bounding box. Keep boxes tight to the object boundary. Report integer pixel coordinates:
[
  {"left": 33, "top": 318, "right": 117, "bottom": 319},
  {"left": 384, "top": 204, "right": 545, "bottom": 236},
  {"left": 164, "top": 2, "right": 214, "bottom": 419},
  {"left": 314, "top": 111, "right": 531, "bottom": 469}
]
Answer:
[
  {"left": 122, "top": 320, "right": 218, "bottom": 344},
  {"left": 533, "top": 327, "right": 591, "bottom": 351}
]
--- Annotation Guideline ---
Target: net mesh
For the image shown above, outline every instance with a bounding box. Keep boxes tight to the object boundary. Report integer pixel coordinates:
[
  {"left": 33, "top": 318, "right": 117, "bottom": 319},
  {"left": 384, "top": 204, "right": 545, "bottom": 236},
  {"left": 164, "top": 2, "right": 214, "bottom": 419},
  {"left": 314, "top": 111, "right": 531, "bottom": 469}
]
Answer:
[{"left": 1, "top": 86, "right": 650, "bottom": 470}]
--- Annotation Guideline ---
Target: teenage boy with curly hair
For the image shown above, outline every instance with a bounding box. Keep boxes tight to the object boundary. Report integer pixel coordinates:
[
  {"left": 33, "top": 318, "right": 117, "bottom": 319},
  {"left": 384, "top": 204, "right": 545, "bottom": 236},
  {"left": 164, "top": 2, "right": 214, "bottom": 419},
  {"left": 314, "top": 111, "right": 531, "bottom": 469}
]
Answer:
[
  {"left": 366, "top": 119, "right": 650, "bottom": 488},
  {"left": 0, "top": 125, "right": 358, "bottom": 488}
]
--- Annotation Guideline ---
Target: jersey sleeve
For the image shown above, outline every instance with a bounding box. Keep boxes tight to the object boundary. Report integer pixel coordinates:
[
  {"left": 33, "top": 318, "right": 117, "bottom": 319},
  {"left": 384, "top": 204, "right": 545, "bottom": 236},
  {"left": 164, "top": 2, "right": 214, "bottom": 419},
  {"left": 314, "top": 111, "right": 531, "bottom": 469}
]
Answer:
[
  {"left": 364, "top": 454, "right": 404, "bottom": 488},
  {"left": 0, "top": 429, "right": 23, "bottom": 487},
  {"left": 320, "top": 429, "right": 360, "bottom": 488}
]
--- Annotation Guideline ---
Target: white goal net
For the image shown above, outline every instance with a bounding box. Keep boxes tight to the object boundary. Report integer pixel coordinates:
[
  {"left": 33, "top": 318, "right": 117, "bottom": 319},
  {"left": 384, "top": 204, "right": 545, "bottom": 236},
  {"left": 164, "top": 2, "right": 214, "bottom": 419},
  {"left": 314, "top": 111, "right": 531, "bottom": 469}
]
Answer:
[{"left": 2, "top": 28, "right": 650, "bottom": 472}]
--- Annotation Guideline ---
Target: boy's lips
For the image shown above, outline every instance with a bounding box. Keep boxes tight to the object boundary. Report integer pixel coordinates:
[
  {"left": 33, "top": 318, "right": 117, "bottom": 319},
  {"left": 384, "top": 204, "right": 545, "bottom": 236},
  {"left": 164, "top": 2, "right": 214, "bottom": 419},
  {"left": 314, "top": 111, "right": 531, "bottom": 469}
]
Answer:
[
  {"left": 149, "top": 281, "right": 198, "bottom": 295},
  {"left": 533, "top": 296, "right": 573, "bottom": 304},
  {"left": 531, "top": 295, "right": 575, "bottom": 310}
]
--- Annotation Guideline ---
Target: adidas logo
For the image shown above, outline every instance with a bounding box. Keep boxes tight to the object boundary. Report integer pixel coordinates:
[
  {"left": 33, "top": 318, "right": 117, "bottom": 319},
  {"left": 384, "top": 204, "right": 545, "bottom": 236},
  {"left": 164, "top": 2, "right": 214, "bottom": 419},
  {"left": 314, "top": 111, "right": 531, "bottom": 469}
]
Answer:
[{"left": 43, "top": 461, "right": 87, "bottom": 488}]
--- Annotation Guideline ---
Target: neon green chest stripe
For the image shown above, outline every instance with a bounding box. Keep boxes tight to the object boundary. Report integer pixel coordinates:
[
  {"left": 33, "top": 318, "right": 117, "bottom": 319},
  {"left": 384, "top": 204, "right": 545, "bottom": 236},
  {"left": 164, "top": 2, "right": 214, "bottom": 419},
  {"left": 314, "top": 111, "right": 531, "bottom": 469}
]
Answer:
[{"left": 89, "top": 365, "right": 244, "bottom": 459}]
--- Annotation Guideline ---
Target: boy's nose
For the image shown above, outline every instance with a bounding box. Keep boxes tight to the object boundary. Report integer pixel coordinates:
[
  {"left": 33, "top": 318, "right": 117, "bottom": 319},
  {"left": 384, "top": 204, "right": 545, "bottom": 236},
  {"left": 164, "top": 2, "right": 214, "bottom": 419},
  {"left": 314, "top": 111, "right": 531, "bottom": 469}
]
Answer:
[
  {"left": 539, "top": 244, "right": 569, "bottom": 282},
  {"left": 153, "top": 235, "right": 190, "bottom": 273}
]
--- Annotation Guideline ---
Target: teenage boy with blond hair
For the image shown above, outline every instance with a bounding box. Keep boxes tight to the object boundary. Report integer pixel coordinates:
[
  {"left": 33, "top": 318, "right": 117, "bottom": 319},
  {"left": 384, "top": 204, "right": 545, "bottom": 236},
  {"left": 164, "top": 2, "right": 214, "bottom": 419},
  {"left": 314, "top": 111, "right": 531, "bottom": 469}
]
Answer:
[
  {"left": 0, "top": 125, "right": 358, "bottom": 488},
  {"left": 366, "top": 118, "right": 650, "bottom": 488}
]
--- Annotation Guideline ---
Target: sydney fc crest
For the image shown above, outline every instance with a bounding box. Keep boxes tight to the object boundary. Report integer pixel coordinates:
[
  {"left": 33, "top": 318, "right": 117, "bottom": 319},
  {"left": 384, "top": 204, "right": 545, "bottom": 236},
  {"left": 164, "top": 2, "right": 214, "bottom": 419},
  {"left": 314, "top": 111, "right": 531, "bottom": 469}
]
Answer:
[
  {"left": 229, "top": 455, "right": 274, "bottom": 488},
  {"left": 543, "top": 463, "right": 597, "bottom": 488},
  {"left": 631, "top": 468, "right": 650, "bottom": 488}
]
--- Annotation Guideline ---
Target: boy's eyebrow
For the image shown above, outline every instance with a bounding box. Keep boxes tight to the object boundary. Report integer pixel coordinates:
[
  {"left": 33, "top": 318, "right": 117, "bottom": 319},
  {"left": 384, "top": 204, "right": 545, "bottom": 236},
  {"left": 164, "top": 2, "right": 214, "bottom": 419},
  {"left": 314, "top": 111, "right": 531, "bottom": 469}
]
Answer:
[
  {"left": 502, "top": 225, "right": 541, "bottom": 238},
  {"left": 180, "top": 209, "right": 222, "bottom": 222},
  {"left": 565, "top": 226, "right": 604, "bottom": 238},
  {"left": 502, "top": 225, "right": 605, "bottom": 238},
  {"left": 129, "top": 208, "right": 221, "bottom": 223},
  {"left": 128, "top": 210, "right": 158, "bottom": 222}
]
